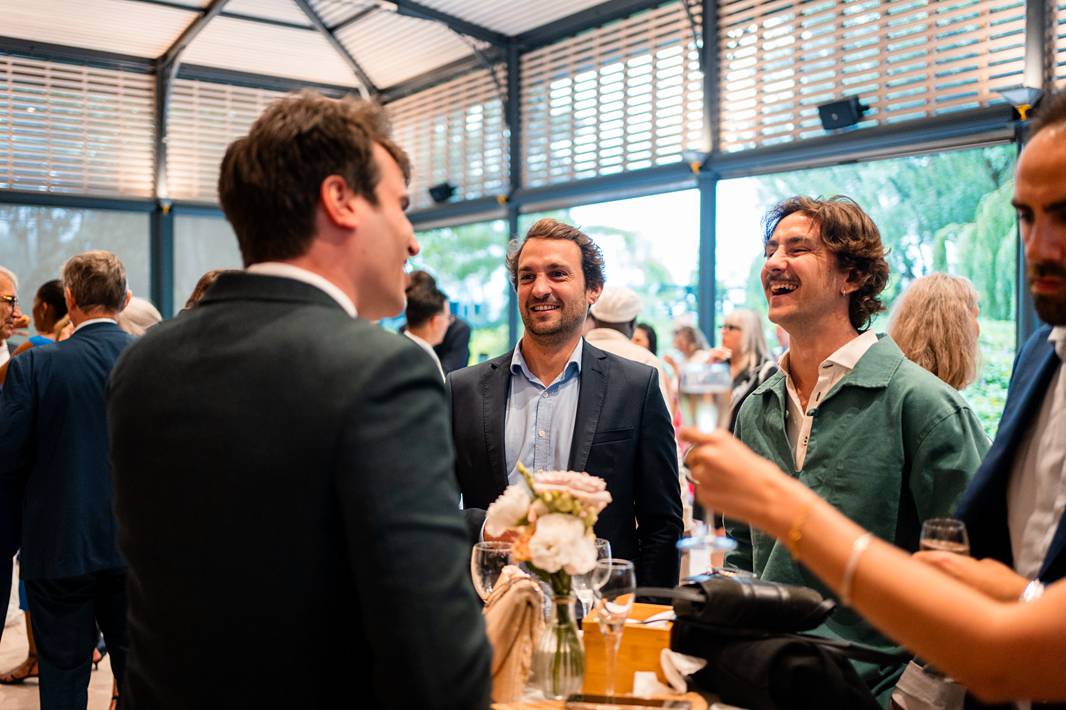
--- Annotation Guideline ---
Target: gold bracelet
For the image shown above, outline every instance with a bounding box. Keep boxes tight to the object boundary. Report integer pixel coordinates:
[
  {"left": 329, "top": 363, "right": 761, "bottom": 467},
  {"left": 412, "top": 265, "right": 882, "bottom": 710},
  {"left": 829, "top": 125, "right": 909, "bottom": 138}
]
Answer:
[{"left": 784, "top": 498, "right": 814, "bottom": 559}]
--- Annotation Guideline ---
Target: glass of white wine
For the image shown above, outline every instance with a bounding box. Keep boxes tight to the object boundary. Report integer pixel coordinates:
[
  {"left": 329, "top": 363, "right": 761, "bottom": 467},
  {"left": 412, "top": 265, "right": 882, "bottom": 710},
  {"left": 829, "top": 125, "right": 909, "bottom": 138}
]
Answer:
[{"left": 677, "top": 361, "right": 737, "bottom": 554}]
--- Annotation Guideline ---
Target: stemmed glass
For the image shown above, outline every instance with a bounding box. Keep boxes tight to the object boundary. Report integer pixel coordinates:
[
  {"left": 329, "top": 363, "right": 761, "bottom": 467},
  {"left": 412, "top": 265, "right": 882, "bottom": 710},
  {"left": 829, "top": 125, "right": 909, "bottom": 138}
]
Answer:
[
  {"left": 572, "top": 538, "right": 612, "bottom": 616},
  {"left": 920, "top": 518, "right": 970, "bottom": 556},
  {"left": 470, "top": 541, "right": 512, "bottom": 602},
  {"left": 676, "top": 361, "right": 738, "bottom": 554},
  {"left": 593, "top": 558, "right": 636, "bottom": 696}
]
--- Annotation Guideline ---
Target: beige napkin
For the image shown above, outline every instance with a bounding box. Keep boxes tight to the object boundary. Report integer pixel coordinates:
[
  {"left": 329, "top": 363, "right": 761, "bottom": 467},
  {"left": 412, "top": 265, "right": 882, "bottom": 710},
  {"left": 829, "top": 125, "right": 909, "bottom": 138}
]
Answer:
[{"left": 483, "top": 565, "right": 545, "bottom": 703}]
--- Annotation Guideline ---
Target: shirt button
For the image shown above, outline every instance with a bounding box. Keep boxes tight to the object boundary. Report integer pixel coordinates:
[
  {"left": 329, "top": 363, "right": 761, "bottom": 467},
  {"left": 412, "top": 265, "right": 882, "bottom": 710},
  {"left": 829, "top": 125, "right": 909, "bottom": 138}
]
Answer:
[
  {"left": 542, "top": 392, "right": 549, "bottom": 398},
  {"left": 538, "top": 430, "right": 546, "bottom": 438}
]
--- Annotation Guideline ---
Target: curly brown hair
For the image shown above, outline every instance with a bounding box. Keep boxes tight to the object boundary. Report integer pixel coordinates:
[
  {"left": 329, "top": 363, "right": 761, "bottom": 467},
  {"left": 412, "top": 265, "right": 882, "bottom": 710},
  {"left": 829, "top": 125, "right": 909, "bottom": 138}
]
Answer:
[
  {"left": 218, "top": 90, "right": 410, "bottom": 267},
  {"left": 762, "top": 195, "right": 889, "bottom": 332},
  {"left": 506, "top": 218, "right": 605, "bottom": 291}
]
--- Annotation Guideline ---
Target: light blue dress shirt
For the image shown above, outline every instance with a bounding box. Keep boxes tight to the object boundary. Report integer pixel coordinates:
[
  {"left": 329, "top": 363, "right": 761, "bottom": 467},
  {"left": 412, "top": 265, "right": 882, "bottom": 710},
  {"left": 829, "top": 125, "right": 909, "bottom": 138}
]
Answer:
[{"left": 504, "top": 339, "right": 583, "bottom": 485}]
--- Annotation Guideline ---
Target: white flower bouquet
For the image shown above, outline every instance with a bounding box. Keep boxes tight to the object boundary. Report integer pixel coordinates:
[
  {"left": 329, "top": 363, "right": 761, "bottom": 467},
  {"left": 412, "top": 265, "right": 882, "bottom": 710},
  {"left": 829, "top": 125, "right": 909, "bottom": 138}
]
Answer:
[{"left": 484, "top": 463, "right": 612, "bottom": 596}]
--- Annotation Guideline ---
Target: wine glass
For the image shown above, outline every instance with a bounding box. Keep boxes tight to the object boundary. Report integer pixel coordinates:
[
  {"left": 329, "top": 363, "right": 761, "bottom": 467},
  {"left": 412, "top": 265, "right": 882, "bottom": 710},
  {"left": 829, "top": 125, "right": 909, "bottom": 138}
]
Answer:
[
  {"left": 470, "top": 541, "right": 512, "bottom": 602},
  {"left": 677, "top": 361, "right": 738, "bottom": 554},
  {"left": 572, "top": 538, "right": 612, "bottom": 616},
  {"left": 920, "top": 518, "right": 970, "bottom": 556},
  {"left": 593, "top": 558, "right": 636, "bottom": 696}
]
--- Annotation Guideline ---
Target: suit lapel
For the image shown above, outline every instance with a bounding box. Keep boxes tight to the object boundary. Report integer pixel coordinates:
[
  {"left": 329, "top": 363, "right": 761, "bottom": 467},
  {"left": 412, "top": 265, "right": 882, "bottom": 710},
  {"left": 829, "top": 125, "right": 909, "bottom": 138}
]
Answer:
[
  {"left": 481, "top": 353, "right": 512, "bottom": 493},
  {"left": 568, "top": 343, "right": 608, "bottom": 473}
]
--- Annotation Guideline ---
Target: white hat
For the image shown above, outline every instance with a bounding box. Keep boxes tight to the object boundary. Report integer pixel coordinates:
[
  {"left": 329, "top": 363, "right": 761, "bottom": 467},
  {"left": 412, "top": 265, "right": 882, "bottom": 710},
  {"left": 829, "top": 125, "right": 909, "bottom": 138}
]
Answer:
[{"left": 590, "top": 286, "right": 643, "bottom": 323}]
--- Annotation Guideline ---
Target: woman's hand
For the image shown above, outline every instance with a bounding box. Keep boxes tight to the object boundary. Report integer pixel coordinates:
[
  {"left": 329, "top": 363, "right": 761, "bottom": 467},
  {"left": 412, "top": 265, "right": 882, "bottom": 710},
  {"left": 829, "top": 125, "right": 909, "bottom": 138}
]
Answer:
[{"left": 913, "top": 552, "right": 1029, "bottom": 602}]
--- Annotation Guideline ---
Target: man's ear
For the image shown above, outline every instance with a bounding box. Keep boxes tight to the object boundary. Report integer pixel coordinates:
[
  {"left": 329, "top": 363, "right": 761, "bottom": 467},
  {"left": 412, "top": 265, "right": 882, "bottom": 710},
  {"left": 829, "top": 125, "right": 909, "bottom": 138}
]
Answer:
[
  {"left": 842, "top": 269, "right": 863, "bottom": 295},
  {"left": 122, "top": 290, "right": 133, "bottom": 311},
  {"left": 64, "top": 286, "right": 77, "bottom": 314},
  {"left": 319, "top": 175, "right": 360, "bottom": 230},
  {"left": 586, "top": 284, "right": 603, "bottom": 305}
]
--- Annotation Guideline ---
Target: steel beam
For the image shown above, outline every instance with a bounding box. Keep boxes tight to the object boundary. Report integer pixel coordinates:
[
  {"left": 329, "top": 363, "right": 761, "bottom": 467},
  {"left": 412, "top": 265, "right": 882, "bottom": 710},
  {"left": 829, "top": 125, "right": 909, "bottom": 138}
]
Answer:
[
  {"left": 1023, "top": 0, "right": 1051, "bottom": 90},
  {"left": 159, "top": 0, "right": 230, "bottom": 70},
  {"left": 515, "top": 0, "right": 667, "bottom": 51},
  {"left": 391, "top": 1, "right": 508, "bottom": 47},
  {"left": 408, "top": 196, "right": 505, "bottom": 230},
  {"left": 380, "top": 49, "right": 505, "bottom": 103},
  {"left": 150, "top": 204, "right": 175, "bottom": 317},
  {"left": 125, "top": 0, "right": 315, "bottom": 31},
  {"left": 0, "top": 190, "right": 153, "bottom": 212},
  {"left": 511, "top": 162, "right": 696, "bottom": 214},
  {"left": 291, "top": 0, "right": 376, "bottom": 97},
  {"left": 330, "top": 6, "right": 379, "bottom": 33},
  {"left": 506, "top": 42, "right": 522, "bottom": 349},
  {"left": 177, "top": 64, "right": 353, "bottom": 95},
  {"left": 0, "top": 36, "right": 153, "bottom": 74},
  {"left": 696, "top": 0, "right": 717, "bottom": 339}
]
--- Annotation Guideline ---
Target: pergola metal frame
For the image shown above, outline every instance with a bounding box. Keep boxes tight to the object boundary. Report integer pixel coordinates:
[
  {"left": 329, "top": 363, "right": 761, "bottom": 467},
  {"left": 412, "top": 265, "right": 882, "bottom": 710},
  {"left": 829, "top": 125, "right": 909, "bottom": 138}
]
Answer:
[{"left": 0, "top": 0, "right": 1053, "bottom": 340}]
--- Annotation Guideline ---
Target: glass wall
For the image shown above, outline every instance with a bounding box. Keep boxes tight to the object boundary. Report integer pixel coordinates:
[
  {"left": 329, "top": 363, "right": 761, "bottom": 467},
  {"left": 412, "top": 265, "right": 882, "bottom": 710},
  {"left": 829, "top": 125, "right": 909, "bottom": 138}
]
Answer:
[
  {"left": 412, "top": 220, "right": 510, "bottom": 364},
  {"left": 520, "top": 189, "right": 701, "bottom": 351},
  {"left": 173, "top": 214, "right": 243, "bottom": 310},
  {"left": 715, "top": 143, "right": 1018, "bottom": 435},
  {"left": 0, "top": 205, "right": 150, "bottom": 338}
]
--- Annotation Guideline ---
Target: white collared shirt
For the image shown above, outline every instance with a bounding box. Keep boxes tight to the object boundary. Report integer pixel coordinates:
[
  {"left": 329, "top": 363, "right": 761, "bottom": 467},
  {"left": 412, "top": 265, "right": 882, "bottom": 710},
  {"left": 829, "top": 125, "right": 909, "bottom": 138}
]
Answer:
[
  {"left": 779, "top": 330, "right": 879, "bottom": 471},
  {"left": 74, "top": 317, "right": 118, "bottom": 333},
  {"left": 1007, "top": 326, "right": 1066, "bottom": 579},
  {"left": 246, "top": 262, "right": 357, "bottom": 318},
  {"left": 0, "top": 340, "right": 8, "bottom": 367},
  {"left": 404, "top": 330, "right": 445, "bottom": 382}
]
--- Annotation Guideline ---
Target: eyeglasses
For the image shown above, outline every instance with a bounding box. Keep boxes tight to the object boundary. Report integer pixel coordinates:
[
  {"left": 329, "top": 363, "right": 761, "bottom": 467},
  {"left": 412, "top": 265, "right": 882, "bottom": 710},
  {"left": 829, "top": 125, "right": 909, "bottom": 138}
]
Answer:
[
  {"left": 721, "top": 323, "right": 741, "bottom": 331},
  {"left": 0, "top": 294, "right": 17, "bottom": 308}
]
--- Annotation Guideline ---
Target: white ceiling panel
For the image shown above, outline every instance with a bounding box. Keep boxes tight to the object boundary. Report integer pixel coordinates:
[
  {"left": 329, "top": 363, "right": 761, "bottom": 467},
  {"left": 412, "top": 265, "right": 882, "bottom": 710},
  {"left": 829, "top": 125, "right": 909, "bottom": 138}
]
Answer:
[
  {"left": 225, "top": 0, "right": 312, "bottom": 27},
  {"left": 181, "top": 16, "right": 360, "bottom": 87},
  {"left": 0, "top": 0, "right": 195, "bottom": 58},
  {"left": 411, "top": 0, "right": 614, "bottom": 36},
  {"left": 309, "top": 0, "right": 377, "bottom": 28},
  {"left": 336, "top": 10, "right": 475, "bottom": 88}
]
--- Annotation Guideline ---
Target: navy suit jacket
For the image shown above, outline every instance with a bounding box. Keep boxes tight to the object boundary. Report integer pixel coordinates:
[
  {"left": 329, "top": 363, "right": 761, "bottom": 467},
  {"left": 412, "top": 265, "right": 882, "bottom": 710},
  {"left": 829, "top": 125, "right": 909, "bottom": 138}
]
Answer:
[
  {"left": 447, "top": 341, "right": 683, "bottom": 589},
  {"left": 956, "top": 324, "right": 1066, "bottom": 583},
  {"left": 0, "top": 321, "right": 135, "bottom": 580}
]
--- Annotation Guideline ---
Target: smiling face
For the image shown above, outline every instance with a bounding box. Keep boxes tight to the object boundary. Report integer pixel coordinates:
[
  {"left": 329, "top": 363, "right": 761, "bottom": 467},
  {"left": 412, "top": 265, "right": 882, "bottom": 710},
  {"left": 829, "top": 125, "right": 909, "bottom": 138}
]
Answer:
[
  {"left": 761, "top": 212, "right": 854, "bottom": 333},
  {"left": 516, "top": 237, "right": 601, "bottom": 346},
  {"left": 1014, "top": 124, "right": 1066, "bottom": 325},
  {"left": 0, "top": 272, "right": 19, "bottom": 341}
]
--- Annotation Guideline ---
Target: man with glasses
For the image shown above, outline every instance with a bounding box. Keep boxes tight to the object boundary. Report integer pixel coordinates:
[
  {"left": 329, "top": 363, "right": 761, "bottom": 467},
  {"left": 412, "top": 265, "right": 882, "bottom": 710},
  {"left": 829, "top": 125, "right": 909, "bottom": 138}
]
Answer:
[
  {"left": 0, "top": 265, "right": 22, "bottom": 369},
  {"left": 0, "top": 264, "right": 22, "bottom": 649}
]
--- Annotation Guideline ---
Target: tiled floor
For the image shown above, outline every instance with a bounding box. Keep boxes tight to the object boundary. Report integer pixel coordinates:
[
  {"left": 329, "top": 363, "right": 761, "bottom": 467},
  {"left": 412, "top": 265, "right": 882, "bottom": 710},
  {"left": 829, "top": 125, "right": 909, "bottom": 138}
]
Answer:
[{"left": 1, "top": 569, "right": 115, "bottom": 710}]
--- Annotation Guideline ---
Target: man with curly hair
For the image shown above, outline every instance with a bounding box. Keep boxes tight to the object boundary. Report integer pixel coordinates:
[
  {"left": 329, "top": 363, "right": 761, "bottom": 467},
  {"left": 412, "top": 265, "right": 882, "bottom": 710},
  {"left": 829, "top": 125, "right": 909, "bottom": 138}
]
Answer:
[{"left": 722, "top": 195, "right": 989, "bottom": 702}]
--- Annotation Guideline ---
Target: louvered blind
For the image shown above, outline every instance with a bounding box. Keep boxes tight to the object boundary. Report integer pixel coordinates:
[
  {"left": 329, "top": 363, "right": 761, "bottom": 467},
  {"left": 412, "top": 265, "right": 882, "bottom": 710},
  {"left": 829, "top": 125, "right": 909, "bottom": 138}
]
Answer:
[
  {"left": 1057, "top": 1, "right": 1066, "bottom": 85},
  {"left": 166, "top": 79, "right": 288, "bottom": 202},
  {"left": 521, "top": 3, "right": 704, "bottom": 188},
  {"left": 0, "top": 55, "right": 154, "bottom": 197},
  {"left": 717, "top": 0, "right": 1027, "bottom": 153},
  {"left": 388, "top": 68, "right": 509, "bottom": 211}
]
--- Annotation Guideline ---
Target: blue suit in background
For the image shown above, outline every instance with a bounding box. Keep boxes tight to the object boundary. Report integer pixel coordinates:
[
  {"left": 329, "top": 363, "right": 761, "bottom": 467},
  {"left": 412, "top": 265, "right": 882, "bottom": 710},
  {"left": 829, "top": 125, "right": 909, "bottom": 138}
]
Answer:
[
  {"left": 0, "top": 321, "right": 135, "bottom": 709},
  {"left": 956, "top": 324, "right": 1066, "bottom": 584}
]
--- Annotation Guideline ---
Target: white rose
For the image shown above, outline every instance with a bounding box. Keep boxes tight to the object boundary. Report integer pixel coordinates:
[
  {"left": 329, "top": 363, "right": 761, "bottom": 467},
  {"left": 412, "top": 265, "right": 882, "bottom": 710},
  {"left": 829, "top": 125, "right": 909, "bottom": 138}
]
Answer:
[
  {"left": 485, "top": 484, "right": 530, "bottom": 537},
  {"left": 528, "top": 513, "right": 586, "bottom": 574},
  {"left": 563, "top": 534, "right": 597, "bottom": 576}
]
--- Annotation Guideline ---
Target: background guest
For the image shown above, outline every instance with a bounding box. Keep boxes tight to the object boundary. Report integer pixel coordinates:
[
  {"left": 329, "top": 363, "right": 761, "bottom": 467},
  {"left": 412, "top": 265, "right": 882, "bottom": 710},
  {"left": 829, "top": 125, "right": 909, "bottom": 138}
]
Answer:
[
  {"left": 183, "top": 269, "right": 236, "bottom": 311},
  {"left": 715, "top": 308, "right": 777, "bottom": 432},
  {"left": 632, "top": 322, "right": 658, "bottom": 355},
  {"left": 889, "top": 273, "right": 981, "bottom": 391},
  {"left": 404, "top": 278, "right": 450, "bottom": 380},
  {"left": 115, "top": 296, "right": 162, "bottom": 337}
]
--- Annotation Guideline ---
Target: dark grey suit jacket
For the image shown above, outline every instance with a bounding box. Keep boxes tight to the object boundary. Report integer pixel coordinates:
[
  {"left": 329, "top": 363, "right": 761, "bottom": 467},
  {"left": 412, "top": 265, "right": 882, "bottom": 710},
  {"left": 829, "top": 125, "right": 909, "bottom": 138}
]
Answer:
[
  {"left": 447, "top": 341, "right": 683, "bottom": 589},
  {"left": 107, "top": 273, "right": 492, "bottom": 709}
]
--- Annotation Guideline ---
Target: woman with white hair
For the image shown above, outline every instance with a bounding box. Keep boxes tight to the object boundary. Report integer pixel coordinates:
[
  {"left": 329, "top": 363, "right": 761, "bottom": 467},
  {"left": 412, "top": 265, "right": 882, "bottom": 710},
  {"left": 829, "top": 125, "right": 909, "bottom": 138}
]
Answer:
[
  {"left": 888, "top": 273, "right": 981, "bottom": 391},
  {"left": 715, "top": 309, "right": 777, "bottom": 432}
]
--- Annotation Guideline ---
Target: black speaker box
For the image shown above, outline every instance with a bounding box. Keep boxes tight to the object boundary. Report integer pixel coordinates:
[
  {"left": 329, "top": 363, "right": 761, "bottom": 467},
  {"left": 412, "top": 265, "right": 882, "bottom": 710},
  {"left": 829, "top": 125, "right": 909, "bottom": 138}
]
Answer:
[{"left": 818, "top": 97, "right": 866, "bottom": 130}]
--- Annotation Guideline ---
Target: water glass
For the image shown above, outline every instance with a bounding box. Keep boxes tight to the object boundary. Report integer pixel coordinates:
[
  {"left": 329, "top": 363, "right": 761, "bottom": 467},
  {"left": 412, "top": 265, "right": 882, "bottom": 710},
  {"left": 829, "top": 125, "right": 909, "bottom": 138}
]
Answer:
[
  {"left": 678, "top": 361, "right": 732, "bottom": 432},
  {"left": 593, "top": 558, "right": 636, "bottom": 696},
  {"left": 470, "top": 541, "right": 512, "bottom": 602},
  {"left": 572, "top": 538, "right": 612, "bottom": 616}
]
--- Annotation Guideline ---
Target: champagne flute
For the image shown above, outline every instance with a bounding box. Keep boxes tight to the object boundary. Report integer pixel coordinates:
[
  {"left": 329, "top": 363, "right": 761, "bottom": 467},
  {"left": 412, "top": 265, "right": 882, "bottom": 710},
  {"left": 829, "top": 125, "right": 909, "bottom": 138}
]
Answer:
[
  {"left": 593, "top": 558, "right": 636, "bottom": 696},
  {"left": 920, "top": 518, "right": 970, "bottom": 556},
  {"left": 470, "top": 541, "right": 512, "bottom": 602},
  {"left": 677, "top": 361, "right": 738, "bottom": 554},
  {"left": 572, "top": 538, "right": 611, "bottom": 617}
]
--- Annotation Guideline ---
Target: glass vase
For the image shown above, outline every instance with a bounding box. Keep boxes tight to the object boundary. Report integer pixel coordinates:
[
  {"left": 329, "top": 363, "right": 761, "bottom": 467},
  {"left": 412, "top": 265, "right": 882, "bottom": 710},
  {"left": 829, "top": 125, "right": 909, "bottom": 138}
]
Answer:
[{"left": 532, "top": 593, "right": 585, "bottom": 699}]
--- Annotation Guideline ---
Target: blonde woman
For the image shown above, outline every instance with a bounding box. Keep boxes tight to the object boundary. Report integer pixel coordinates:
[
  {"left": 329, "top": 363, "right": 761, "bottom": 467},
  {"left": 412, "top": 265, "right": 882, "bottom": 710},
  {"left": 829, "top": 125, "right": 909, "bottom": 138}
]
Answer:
[
  {"left": 717, "top": 309, "right": 778, "bottom": 432},
  {"left": 888, "top": 274, "right": 980, "bottom": 390}
]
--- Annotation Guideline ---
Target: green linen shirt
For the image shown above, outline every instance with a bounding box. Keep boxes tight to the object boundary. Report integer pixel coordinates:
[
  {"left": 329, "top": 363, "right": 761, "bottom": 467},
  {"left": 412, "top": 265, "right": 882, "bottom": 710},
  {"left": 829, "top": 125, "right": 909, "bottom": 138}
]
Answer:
[{"left": 727, "top": 334, "right": 990, "bottom": 704}]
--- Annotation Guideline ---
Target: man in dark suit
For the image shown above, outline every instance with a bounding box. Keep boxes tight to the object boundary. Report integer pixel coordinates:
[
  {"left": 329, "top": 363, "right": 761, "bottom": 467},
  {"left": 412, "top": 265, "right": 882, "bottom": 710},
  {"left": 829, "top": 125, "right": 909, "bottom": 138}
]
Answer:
[
  {"left": 0, "top": 263, "right": 23, "bottom": 648},
  {"left": 106, "top": 92, "right": 491, "bottom": 709},
  {"left": 0, "top": 251, "right": 135, "bottom": 709},
  {"left": 918, "top": 91, "right": 1066, "bottom": 621},
  {"left": 448, "top": 218, "right": 683, "bottom": 589}
]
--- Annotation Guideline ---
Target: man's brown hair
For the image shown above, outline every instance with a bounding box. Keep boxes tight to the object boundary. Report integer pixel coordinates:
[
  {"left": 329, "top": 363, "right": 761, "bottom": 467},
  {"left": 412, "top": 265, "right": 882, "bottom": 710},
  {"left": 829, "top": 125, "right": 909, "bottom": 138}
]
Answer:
[
  {"left": 218, "top": 91, "right": 411, "bottom": 266},
  {"left": 762, "top": 195, "right": 889, "bottom": 332},
  {"left": 62, "top": 251, "right": 128, "bottom": 312},
  {"left": 1028, "top": 89, "right": 1066, "bottom": 139},
  {"left": 506, "top": 218, "right": 606, "bottom": 291}
]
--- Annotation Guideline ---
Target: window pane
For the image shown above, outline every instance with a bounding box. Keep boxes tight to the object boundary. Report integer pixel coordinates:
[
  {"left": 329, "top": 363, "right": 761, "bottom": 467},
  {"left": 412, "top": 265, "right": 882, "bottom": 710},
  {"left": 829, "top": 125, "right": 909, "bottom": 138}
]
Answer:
[
  {"left": 412, "top": 220, "right": 510, "bottom": 365},
  {"left": 0, "top": 204, "right": 150, "bottom": 319},
  {"left": 174, "top": 215, "right": 243, "bottom": 310},
  {"left": 521, "top": 190, "right": 701, "bottom": 349},
  {"left": 716, "top": 144, "right": 1018, "bottom": 436}
]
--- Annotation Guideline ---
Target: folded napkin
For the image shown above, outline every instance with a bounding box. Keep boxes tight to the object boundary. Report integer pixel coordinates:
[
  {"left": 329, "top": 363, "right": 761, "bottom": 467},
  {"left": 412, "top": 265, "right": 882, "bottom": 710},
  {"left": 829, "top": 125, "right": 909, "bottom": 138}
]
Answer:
[{"left": 483, "top": 565, "right": 545, "bottom": 703}]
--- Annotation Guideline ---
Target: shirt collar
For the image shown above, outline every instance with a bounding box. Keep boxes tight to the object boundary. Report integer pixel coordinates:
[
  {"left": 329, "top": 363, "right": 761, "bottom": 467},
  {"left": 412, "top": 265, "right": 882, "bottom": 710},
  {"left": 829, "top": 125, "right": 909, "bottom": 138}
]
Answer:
[
  {"left": 1049, "top": 326, "right": 1066, "bottom": 361},
  {"left": 824, "top": 329, "right": 879, "bottom": 370},
  {"left": 246, "top": 262, "right": 357, "bottom": 318},
  {"left": 74, "top": 317, "right": 118, "bottom": 333},
  {"left": 511, "top": 337, "right": 583, "bottom": 387}
]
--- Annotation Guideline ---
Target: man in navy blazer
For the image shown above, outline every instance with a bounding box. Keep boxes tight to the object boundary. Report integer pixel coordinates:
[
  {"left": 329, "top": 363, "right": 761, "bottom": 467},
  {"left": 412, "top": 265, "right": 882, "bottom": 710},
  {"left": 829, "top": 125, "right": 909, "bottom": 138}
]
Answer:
[
  {"left": 448, "top": 219, "right": 683, "bottom": 590},
  {"left": 0, "top": 263, "right": 24, "bottom": 648},
  {"left": 0, "top": 251, "right": 135, "bottom": 709},
  {"left": 920, "top": 92, "right": 1066, "bottom": 620}
]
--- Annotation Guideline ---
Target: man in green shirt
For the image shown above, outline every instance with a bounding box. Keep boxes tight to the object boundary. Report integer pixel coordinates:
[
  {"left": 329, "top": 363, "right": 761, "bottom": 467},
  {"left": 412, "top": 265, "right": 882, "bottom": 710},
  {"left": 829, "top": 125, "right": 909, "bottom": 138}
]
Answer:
[{"left": 726, "top": 195, "right": 989, "bottom": 703}]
